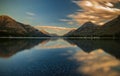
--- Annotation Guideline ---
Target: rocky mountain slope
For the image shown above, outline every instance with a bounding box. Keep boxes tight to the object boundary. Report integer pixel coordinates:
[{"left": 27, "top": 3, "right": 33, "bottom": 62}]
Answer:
[
  {"left": 64, "top": 15, "right": 120, "bottom": 38},
  {"left": 64, "top": 22, "right": 100, "bottom": 37},
  {"left": 65, "top": 39, "right": 120, "bottom": 59},
  {"left": 0, "top": 15, "right": 49, "bottom": 37},
  {"left": 0, "top": 39, "right": 49, "bottom": 58}
]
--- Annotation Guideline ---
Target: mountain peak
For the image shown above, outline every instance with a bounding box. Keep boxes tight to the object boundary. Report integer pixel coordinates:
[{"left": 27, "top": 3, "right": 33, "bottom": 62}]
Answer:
[
  {"left": 0, "top": 15, "right": 11, "bottom": 17},
  {"left": 0, "top": 15, "right": 15, "bottom": 23},
  {"left": 0, "top": 15, "right": 49, "bottom": 37},
  {"left": 82, "top": 22, "right": 96, "bottom": 27},
  {"left": 84, "top": 21, "right": 94, "bottom": 25},
  {"left": 0, "top": 15, "right": 14, "bottom": 20},
  {"left": 64, "top": 15, "right": 120, "bottom": 37},
  {"left": 77, "top": 22, "right": 97, "bottom": 31}
]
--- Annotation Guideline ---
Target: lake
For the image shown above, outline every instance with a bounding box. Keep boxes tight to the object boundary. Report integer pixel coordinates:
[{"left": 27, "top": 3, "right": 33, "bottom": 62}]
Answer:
[{"left": 0, "top": 38, "right": 120, "bottom": 76}]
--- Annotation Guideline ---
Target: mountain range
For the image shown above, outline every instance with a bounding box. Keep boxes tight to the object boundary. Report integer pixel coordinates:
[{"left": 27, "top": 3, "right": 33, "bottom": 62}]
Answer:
[
  {"left": 0, "top": 15, "right": 49, "bottom": 37},
  {"left": 34, "top": 26, "right": 76, "bottom": 36},
  {"left": 0, "top": 39, "right": 48, "bottom": 58},
  {"left": 65, "top": 39, "right": 120, "bottom": 59},
  {"left": 64, "top": 15, "right": 120, "bottom": 38},
  {"left": 0, "top": 15, "right": 120, "bottom": 38}
]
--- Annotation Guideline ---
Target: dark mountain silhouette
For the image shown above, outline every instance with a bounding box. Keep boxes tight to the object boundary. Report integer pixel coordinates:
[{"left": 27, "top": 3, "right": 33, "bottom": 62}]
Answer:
[
  {"left": 0, "top": 39, "right": 49, "bottom": 58},
  {"left": 64, "top": 15, "right": 120, "bottom": 38},
  {"left": 64, "top": 22, "right": 100, "bottom": 37},
  {"left": 63, "top": 29, "right": 76, "bottom": 37},
  {"left": 97, "top": 16, "right": 120, "bottom": 37},
  {"left": 65, "top": 39, "right": 120, "bottom": 59},
  {"left": 0, "top": 15, "right": 49, "bottom": 37},
  {"left": 49, "top": 33, "right": 59, "bottom": 37}
]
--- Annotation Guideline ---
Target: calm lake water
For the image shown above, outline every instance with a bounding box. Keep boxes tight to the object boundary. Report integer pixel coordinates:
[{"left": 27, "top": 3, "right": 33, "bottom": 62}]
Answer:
[{"left": 0, "top": 38, "right": 120, "bottom": 76}]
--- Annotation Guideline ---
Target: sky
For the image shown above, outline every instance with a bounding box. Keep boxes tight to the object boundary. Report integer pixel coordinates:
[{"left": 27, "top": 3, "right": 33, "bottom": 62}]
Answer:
[
  {"left": 0, "top": 0, "right": 120, "bottom": 35},
  {"left": 0, "top": 0, "right": 79, "bottom": 28},
  {"left": 65, "top": 0, "right": 120, "bottom": 25},
  {"left": 34, "top": 26, "right": 76, "bottom": 35}
]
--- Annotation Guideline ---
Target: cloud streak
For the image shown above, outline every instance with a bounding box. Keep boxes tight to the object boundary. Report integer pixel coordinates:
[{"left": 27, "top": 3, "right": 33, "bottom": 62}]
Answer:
[
  {"left": 65, "top": 0, "right": 120, "bottom": 25},
  {"left": 26, "top": 12, "right": 35, "bottom": 16},
  {"left": 34, "top": 26, "right": 76, "bottom": 35},
  {"left": 35, "top": 39, "right": 77, "bottom": 49},
  {"left": 36, "top": 26, "right": 76, "bottom": 30},
  {"left": 72, "top": 49, "right": 120, "bottom": 76}
]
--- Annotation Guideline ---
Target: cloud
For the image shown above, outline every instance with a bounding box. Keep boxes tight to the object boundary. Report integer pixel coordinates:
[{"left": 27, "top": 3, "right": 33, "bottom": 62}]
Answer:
[
  {"left": 26, "top": 12, "right": 35, "bottom": 16},
  {"left": 60, "top": 19, "right": 75, "bottom": 25},
  {"left": 36, "top": 26, "right": 76, "bottom": 30},
  {"left": 34, "top": 26, "right": 76, "bottom": 35},
  {"left": 35, "top": 39, "right": 77, "bottom": 49},
  {"left": 65, "top": 0, "right": 120, "bottom": 25},
  {"left": 60, "top": 19, "right": 73, "bottom": 22},
  {"left": 71, "top": 49, "right": 120, "bottom": 76}
]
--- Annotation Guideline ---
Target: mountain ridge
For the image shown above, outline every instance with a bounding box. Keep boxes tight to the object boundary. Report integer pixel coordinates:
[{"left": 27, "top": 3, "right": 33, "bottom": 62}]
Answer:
[
  {"left": 0, "top": 15, "right": 49, "bottom": 37},
  {"left": 64, "top": 15, "right": 120, "bottom": 38}
]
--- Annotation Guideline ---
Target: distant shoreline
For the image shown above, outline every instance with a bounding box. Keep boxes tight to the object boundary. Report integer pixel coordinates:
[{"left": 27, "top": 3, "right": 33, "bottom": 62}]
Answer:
[{"left": 0, "top": 37, "right": 119, "bottom": 40}]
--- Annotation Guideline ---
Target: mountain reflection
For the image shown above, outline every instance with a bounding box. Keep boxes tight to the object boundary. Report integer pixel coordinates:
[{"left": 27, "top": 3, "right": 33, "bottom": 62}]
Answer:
[
  {"left": 0, "top": 39, "right": 49, "bottom": 58},
  {"left": 0, "top": 38, "right": 119, "bottom": 76},
  {"left": 64, "top": 39, "right": 120, "bottom": 76},
  {"left": 37, "top": 39, "right": 77, "bottom": 49},
  {"left": 1, "top": 38, "right": 120, "bottom": 59},
  {"left": 72, "top": 49, "right": 120, "bottom": 76},
  {"left": 65, "top": 39, "right": 120, "bottom": 59}
]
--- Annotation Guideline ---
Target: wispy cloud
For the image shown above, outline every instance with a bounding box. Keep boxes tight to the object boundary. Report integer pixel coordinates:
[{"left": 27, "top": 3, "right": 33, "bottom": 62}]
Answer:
[
  {"left": 64, "top": 0, "right": 120, "bottom": 25},
  {"left": 35, "top": 39, "right": 77, "bottom": 49},
  {"left": 72, "top": 49, "right": 120, "bottom": 76},
  {"left": 34, "top": 26, "right": 76, "bottom": 35},
  {"left": 26, "top": 12, "right": 35, "bottom": 16},
  {"left": 60, "top": 19, "right": 74, "bottom": 25},
  {"left": 36, "top": 26, "right": 76, "bottom": 30}
]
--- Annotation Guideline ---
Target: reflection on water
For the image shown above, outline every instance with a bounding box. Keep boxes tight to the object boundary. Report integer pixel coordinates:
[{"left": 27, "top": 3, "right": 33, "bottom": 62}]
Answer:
[
  {"left": 73, "top": 49, "right": 120, "bottom": 76},
  {"left": 0, "top": 39, "right": 49, "bottom": 58},
  {"left": 0, "top": 38, "right": 120, "bottom": 76},
  {"left": 66, "top": 39, "right": 120, "bottom": 59}
]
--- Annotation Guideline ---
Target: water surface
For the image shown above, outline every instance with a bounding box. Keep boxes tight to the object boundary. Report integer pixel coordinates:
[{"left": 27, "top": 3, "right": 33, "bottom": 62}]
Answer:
[{"left": 0, "top": 38, "right": 120, "bottom": 76}]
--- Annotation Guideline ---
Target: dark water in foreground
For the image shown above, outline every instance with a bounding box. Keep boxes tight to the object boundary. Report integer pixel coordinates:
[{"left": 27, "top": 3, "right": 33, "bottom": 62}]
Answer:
[{"left": 0, "top": 38, "right": 120, "bottom": 76}]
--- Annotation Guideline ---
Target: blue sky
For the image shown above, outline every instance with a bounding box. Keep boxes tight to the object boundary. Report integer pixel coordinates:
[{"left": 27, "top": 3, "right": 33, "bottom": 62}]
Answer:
[{"left": 0, "top": 0, "right": 79, "bottom": 28}]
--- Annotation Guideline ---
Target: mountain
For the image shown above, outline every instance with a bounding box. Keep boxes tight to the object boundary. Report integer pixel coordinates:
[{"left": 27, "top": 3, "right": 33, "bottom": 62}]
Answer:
[
  {"left": 40, "top": 29, "right": 59, "bottom": 37},
  {"left": 97, "top": 15, "right": 120, "bottom": 37},
  {"left": 64, "top": 22, "right": 100, "bottom": 37},
  {"left": 64, "top": 15, "right": 120, "bottom": 38},
  {"left": 0, "top": 39, "right": 49, "bottom": 58},
  {"left": 34, "top": 26, "right": 76, "bottom": 36},
  {"left": 65, "top": 39, "right": 120, "bottom": 59},
  {"left": 0, "top": 15, "right": 49, "bottom": 37},
  {"left": 63, "top": 29, "right": 76, "bottom": 37}
]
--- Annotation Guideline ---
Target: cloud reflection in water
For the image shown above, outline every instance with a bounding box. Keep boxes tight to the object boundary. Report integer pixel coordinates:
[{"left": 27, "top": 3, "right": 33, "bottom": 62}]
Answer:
[{"left": 71, "top": 49, "right": 120, "bottom": 76}]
